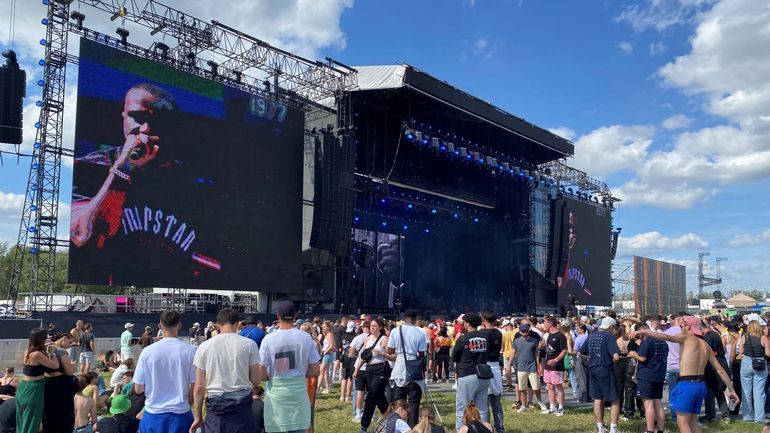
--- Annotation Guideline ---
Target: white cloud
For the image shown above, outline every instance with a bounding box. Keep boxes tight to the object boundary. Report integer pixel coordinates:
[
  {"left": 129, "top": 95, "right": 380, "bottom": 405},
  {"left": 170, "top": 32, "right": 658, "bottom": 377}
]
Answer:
[
  {"left": 614, "top": 0, "right": 717, "bottom": 33},
  {"left": 619, "top": 231, "right": 709, "bottom": 252},
  {"left": 0, "top": 191, "right": 25, "bottom": 221},
  {"left": 613, "top": 179, "right": 716, "bottom": 209},
  {"left": 729, "top": 229, "right": 770, "bottom": 247},
  {"left": 570, "top": 125, "right": 655, "bottom": 178},
  {"left": 662, "top": 113, "right": 692, "bottom": 130},
  {"left": 649, "top": 41, "right": 668, "bottom": 56},
  {"left": 548, "top": 126, "right": 575, "bottom": 141},
  {"left": 617, "top": 41, "right": 634, "bottom": 54}
]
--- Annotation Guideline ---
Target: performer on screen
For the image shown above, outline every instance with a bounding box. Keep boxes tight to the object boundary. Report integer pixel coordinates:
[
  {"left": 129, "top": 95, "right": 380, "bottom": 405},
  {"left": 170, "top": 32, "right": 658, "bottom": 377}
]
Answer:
[{"left": 557, "top": 211, "right": 576, "bottom": 289}]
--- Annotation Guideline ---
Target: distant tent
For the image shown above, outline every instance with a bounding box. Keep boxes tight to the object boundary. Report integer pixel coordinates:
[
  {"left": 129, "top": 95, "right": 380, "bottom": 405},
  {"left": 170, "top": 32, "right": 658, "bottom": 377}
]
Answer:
[
  {"left": 70, "top": 297, "right": 110, "bottom": 313},
  {"left": 727, "top": 293, "right": 757, "bottom": 308}
]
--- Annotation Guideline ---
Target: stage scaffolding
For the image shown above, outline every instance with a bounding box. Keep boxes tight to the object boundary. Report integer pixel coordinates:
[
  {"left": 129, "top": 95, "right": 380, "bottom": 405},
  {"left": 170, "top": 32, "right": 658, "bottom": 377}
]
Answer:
[{"left": 6, "top": 0, "right": 357, "bottom": 310}]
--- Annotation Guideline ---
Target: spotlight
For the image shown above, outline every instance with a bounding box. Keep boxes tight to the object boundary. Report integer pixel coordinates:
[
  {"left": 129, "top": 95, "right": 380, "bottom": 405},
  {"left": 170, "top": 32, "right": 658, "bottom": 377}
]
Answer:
[
  {"left": 414, "top": 131, "right": 423, "bottom": 142},
  {"left": 206, "top": 60, "right": 218, "bottom": 77},
  {"left": 404, "top": 129, "right": 414, "bottom": 140},
  {"left": 431, "top": 209, "right": 437, "bottom": 214},
  {"left": 473, "top": 217, "right": 479, "bottom": 223},
  {"left": 402, "top": 225, "right": 408, "bottom": 230},
  {"left": 232, "top": 70, "right": 242, "bottom": 83},
  {"left": 263, "top": 80, "right": 271, "bottom": 91},
  {"left": 154, "top": 42, "right": 170, "bottom": 58},
  {"left": 459, "top": 147, "right": 468, "bottom": 158},
  {"left": 502, "top": 162, "right": 510, "bottom": 171},
  {"left": 381, "top": 222, "right": 387, "bottom": 227},
  {"left": 70, "top": 11, "right": 85, "bottom": 30},
  {"left": 431, "top": 137, "right": 440, "bottom": 150},
  {"left": 424, "top": 228, "right": 430, "bottom": 233},
  {"left": 110, "top": 6, "right": 127, "bottom": 21},
  {"left": 406, "top": 204, "right": 413, "bottom": 209},
  {"left": 115, "top": 27, "right": 129, "bottom": 45},
  {"left": 186, "top": 52, "right": 196, "bottom": 66}
]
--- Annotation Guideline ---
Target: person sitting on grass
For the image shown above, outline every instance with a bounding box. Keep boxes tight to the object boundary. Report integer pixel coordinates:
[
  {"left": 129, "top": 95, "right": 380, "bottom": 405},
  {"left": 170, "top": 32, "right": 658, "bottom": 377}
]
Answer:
[
  {"left": 109, "top": 358, "right": 135, "bottom": 389},
  {"left": 73, "top": 375, "right": 97, "bottom": 433},
  {"left": 94, "top": 394, "right": 138, "bottom": 433},
  {"left": 371, "top": 399, "right": 410, "bottom": 433},
  {"left": 410, "top": 406, "right": 447, "bottom": 433},
  {"left": 457, "top": 401, "right": 493, "bottom": 433},
  {"left": 252, "top": 385, "right": 264, "bottom": 433}
]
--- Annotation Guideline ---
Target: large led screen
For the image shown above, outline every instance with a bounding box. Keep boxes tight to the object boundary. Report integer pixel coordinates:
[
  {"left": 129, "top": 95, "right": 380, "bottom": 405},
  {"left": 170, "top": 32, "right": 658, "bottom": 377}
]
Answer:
[
  {"left": 351, "top": 228, "right": 404, "bottom": 309},
  {"left": 556, "top": 197, "right": 612, "bottom": 306},
  {"left": 68, "top": 39, "right": 303, "bottom": 291},
  {"left": 633, "top": 256, "right": 687, "bottom": 316}
]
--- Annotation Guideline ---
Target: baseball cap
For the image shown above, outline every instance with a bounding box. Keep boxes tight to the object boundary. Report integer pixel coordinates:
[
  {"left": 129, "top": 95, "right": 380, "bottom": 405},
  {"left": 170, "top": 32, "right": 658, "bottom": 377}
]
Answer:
[
  {"left": 277, "top": 301, "right": 297, "bottom": 320},
  {"left": 109, "top": 395, "right": 132, "bottom": 415},
  {"left": 124, "top": 322, "right": 134, "bottom": 329},
  {"left": 683, "top": 316, "right": 704, "bottom": 336},
  {"left": 580, "top": 316, "right": 589, "bottom": 322},
  {"left": 346, "top": 322, "right": 356, "bottom": 332},
  {"left": 599, "top": 317, "right": 617, "bottom": 330},
  {"left": 502, "top": 320, "right": 511, "bottom": 327},
  {"left": 193, "top": 322, "right": 200, "bottom": 327},
  {"left": 519, "top": 324, "right": 531, "bottom": 332},
  {"left": 294, "top": 319, "right": 304, "bottom": 326}
]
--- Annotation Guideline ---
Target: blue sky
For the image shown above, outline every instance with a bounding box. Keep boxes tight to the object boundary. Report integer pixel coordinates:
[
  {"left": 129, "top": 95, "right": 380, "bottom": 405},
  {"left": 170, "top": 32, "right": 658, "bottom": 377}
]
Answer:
[{"left": 1, "top": 0, "right": 769, "bottom": 294}]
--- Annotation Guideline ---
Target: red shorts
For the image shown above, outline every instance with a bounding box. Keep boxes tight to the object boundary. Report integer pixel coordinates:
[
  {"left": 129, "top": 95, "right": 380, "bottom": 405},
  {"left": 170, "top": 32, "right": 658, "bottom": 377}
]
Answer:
[{"left": 543, "top": 370, "right": 564, "bottom": 385}]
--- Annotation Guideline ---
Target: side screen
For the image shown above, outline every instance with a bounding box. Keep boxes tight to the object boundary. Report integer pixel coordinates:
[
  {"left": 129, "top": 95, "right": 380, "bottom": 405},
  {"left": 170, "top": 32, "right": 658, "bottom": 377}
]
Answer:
[{"left": 68, "top": 39, "right": 303, "bottom": 291}]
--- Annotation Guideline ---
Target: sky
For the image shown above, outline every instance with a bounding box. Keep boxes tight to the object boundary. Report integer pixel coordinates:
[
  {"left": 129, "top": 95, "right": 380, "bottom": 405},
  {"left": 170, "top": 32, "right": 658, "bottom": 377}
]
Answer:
[{"left": 0, "top": 0, "right": 769, "bottom": 294}]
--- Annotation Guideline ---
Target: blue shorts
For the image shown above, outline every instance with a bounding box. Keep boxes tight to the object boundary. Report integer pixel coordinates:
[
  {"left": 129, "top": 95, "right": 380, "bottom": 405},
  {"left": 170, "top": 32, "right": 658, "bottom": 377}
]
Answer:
[
  {"left": 588, "top": 367, "right": 619, "bottom": 402},
  {"left": 139, "top": 410, "right": 194, "bottom": 433},
  {"left": 636, "top": 380, "right": 664, "bottom": 400},
  {"left": 322, "top": 353, "right": 336, "bottom": 365},
  {"left": 669, "top": 381, "right": 707, "bottom": 415}
]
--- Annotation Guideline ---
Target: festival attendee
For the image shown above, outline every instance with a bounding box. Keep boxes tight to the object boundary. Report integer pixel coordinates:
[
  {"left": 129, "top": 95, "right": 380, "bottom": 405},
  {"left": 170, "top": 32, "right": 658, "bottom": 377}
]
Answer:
[
  {"left": 94, "top": 395, "right": 138, "bottom": 433},
  {"left": 70, "top": 320, "right": 85, "bottom": 369},
  {"left": 318, "top": 321, "right": 337, "bottom": 395},
  {"left": 259, "top": 301, "right": 320, "bottom": 433},
  {"left": 73, "top": 376, "right": 97, "bottom": 433},
  {"left": 628, "top": 323, "right": 668, "bottom": 433},
  {"left": 133, "top": 310, "right": 196, "bottom": 433},
  {"left": 573, "top": 324, "right": 589, "bottom": 403},
  {"left": 0, "top": 396, "right": 15, "bottom": 433},
  {"left": 139, "top": 327, "right": 154, "bottom": 350},
  {"left": 43, "top": 331, "right": 76, "bottom": 433},
  {"left": 0, "top": 368, "right": 17, "bottom": 396},
  {"left": 191, "top": 309, "right": 261, "bottom": 433},
  {"left": 701, "top": 318, "right": 730, "bottom": 423},
  {"left": 17, "top": 328, "right": 59, "bottom": 433},
  {"left": 251, "top": 385, "right": 265, "bottom": 433},
  {"left": 615, "top": 324, "right": 641, "bottom": 420},
  {"left": 510, "top": 322, "right": 546, "bottom": 412},
  {"left": 726, "top": 320, "right": 743, "bottom": 415},
  {"left": 542, "top": 318, "right": 568, "bottom": 416},
  {"left": 120, "top": 323, "right": 134, "bottom": 362},
  {"left": 434, "top": 327, "right": 451, "bottom": 383},
  {"left": 631, "top": 316, "right": 739, "bottom": 433},
  {"left": 339, "top": 321, "right": 357, "bottom": 402},
  {"left": 110, "top": 359, "right": 136, "bottom": 389},
  {"left": 81, "top": 372, "right": 103, "bottom": 410},
  {"left": 457, "top": 402, "right": 493, "bottom": 433},
  {"left": 480, "top": 311, "right": 504, "bottom": 433},
  {"left": 664, "top": 312, "right": 685, "bottom": 422},
  {"left": 501, "top": 321, "right": 515, "bottom": 391},
  {"left": 353, "top": 317, "right": 390, "bottom": 433},
  {"left": 452, "top": 312, "right": 490, "bottom": 431},
  {"left": 411, "top": 406, "right": 447, "bottom": 433},
  {"left": 387, "top": 309, "right": 427, "bottom": 427},
  {"left": 349, "top": 320, "right": 371, "bottom": 422},
  {"left": 79, "top": 323, "right": 96, "bottom": 374},
  {"left": 239, "top": 319, "right": 266, "bottom": 349},
  {"left": 333, "top": 318, "right": 348, "bottom": 384},
  {"left": 738, "top": 319, "right": 770, "bottom": 423},
  {"left": 580, "top": 317, "right": 620, "bottom": 433},
  {"left": 371, "top": 399, "right": 410, "bottom": 433}
]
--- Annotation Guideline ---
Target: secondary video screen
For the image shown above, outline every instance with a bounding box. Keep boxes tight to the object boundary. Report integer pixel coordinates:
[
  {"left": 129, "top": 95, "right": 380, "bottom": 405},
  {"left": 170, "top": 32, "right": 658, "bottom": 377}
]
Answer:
[
  {"left": 68, "top": 38, "right": 304, "bottom": 291},
  {"left": 557, "top": 197, "right": 612, "bottom": 306},
  {"left": 351, "top": 228, "right": 404, "bottom": 309}
]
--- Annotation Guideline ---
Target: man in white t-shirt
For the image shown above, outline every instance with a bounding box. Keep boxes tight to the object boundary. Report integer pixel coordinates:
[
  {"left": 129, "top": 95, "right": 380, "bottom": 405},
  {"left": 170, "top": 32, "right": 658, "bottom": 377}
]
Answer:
[
  {"left": 191, "top": 309, "right": 261, "bottom": 433},
  {"left": 259, "top": 301, "right": 321, "bottom": 433},
  {"left": 349, "top": 320, "right": 370, "bottom": 421},
  {"left": 120, "top": 323, "right": 134, "bottom": 361},
  {"left": 387, "top": 310, "right": 427, "bottom": 427},
  {"left": 133, "top": 310, "right": 196, "bottom": 433}
]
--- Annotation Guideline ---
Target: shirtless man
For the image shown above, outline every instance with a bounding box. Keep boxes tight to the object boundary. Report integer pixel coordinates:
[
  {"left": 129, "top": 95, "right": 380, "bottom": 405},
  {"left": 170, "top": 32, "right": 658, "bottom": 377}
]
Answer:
[
  {"left": 630, "top": 316, "right": 739, "bottom": 433},
  {"left": 73, "top": 376, "right": 97, "bottom": 433}
]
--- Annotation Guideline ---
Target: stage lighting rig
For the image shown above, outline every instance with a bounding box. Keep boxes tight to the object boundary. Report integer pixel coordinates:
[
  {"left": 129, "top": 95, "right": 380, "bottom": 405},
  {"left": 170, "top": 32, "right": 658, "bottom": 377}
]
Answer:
[
  {"left": 115, "top": 27, "right": 129, "bottom": 45},
  {"left": 70, "top": 11, "right": 85, "bottom": 30},
  {"left": 154, "top": 42, "right": 170, "bottom": 58},
  {"left": 206, "top": 60, "right": 218, "bottom": 78},
  {"left": 150, "top": 22, "right": 167, "bottom": 36},
  {"left": 186, "top": 52, "right": 196, "bottom": 67},
  {"left": 110, "top": 6, "right": 127, "bottom": 21}
]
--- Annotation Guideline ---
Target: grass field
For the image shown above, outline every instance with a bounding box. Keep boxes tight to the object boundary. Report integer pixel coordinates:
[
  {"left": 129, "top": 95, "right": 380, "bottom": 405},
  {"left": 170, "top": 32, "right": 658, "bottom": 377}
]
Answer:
[{"left": 312, "top": 384, "right": 763, "bottom": 433}]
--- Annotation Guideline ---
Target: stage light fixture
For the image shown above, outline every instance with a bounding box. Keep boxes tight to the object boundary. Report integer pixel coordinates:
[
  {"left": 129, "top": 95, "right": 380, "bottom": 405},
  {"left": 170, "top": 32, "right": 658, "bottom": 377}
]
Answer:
[
  {"left": 110, "top": 6, "right": 127, "bottom": 21},
  {"left": 403, "top": 225, "right": 408, "bottom": 230},
  {"left": 431, "top": 209, "right": 437, "bottom": 214},
  {"left": 151, "top": 22, "right": 167, "bottom": 36},
  {"left": 154, "top": 42, "right": 170, "bottom": 58},
  {"left": 116, "top": 27, "right": 129, "bottom": 45},
  {"left": 568, "top": 188, "right": 573, "bottom": 194},
  {"left": 404, "top": 129, "right": 415, "bottom": 140},
  {"left": 186, "top": 52, "right": 196, "bottom": 66},
  {"left": 207, "top": 60, "right": 219, "bottom": 77},
  {"left": 414, "top": 131, "right": 423, "bottom": 143},
  {"left": 503, "top": 162, "right": 510, "bottom": 171},
  {"left": 487, "top": 157, "right": 497, "bottom": 167},
  {"left": 473, "top": 217, "right": 479, "bottom": 223},
  {"left": 424, "top": 229, "right": 430, "bottom": 233},
  {"left": 70, "top": 11, "right": 85, "bottom": 30},
  {"left": 232, "top": 71, "right": 242, "bottom": 83},
  {"left": 459, "top": 147, "right": 467, "bottom": 157},
  {"left": 431, "top": 137, "right": 440, "bottom": 149},
  {"left": 439, "top": 144, "right": 447, "bottom": 152},
  {"left": 381, "top": 222, "right": 387, "bottom": 227},
  {"left": 407, "top": 204, "right": 413, "bottom": 209}
]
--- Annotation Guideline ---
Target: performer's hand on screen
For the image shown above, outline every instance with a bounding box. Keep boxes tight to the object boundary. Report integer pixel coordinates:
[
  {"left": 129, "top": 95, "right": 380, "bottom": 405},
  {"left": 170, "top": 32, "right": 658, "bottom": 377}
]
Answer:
[{"left": 116, "top": 132, "right": 160, "bottom": 170}]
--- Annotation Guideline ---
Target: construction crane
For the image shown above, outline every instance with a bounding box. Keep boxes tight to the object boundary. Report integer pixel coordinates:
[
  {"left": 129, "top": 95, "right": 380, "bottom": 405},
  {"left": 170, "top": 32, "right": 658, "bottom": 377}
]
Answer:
[
  {"left": 715, "top": 257, "right": 728, "bottom": 291},
  {"left": 698, "top": 252, "right": 722, "bottom": 297}
]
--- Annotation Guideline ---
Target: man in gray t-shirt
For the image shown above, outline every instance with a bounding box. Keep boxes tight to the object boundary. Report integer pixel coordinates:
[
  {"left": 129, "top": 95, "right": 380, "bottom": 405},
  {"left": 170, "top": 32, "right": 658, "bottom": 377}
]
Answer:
[
  {"left": 513, "top": 335, "right": 539, "bottom": 373},
  {"left": 509, "top": 324, "right": 546, "bottom": 411}
]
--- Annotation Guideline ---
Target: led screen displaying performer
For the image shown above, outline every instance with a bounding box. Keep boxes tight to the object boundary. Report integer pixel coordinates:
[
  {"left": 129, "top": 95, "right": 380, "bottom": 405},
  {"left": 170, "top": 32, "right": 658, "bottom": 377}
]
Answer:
[
  {"left": 351, "top": 229, "right": 404, "bottom": 309},
  {"left": 557, "top": 197, "right": 612, "bottom": 306},
  {"left": 68, "top": 38, "right": 303, "bottom": 290}
]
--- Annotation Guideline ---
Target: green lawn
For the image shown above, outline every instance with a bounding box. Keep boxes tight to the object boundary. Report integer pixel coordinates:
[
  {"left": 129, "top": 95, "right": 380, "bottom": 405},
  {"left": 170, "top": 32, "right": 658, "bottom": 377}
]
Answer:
[{"left": 312, "top": 385, "right": 761, "bottom": 433}]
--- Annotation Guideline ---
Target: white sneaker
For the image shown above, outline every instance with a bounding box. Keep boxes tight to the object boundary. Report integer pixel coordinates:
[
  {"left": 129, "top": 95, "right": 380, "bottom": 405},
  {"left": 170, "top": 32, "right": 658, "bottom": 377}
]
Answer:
[
  {"left": 556, "top": 409, "right": 564, "bottom": 417},
  {"left": 516, "top": 406, "right": 527, "bottom": 413},
  {"left": 540, "top": 407, "right": 550, "bottom": 415},
  {"left": 451, "top": 383, "right": 457, "bottom": 390},
  {"left": 321, "top": 389, "right": 330, "bottom": 395},
  {"left": 537, "top": 401, "right": 548, "bottom": 412}
]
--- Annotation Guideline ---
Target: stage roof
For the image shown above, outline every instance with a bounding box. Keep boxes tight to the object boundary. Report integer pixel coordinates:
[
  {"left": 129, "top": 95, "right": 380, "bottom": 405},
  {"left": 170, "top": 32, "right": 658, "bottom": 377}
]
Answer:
[{"left": 352, "top": 65, "right": 574, "bottom": 158}]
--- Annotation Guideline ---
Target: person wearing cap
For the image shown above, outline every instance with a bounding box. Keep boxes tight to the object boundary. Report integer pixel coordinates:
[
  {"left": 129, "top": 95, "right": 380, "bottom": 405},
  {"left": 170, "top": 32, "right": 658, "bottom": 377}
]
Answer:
[
  {"left": 132, "top": 310, "right": 196, "bottom": 433},
  {"left": 43, "top": 331, "right": 76, "bottom": 433},
  {"left": 239, "top": 318, "right": 266, "bottom": 349},
  {"left": 191, "top": 309, "right": 261, "bottom": 433},
  {"left": 258, "top": 301, "right": 320, "bottom": 433},
  {"left": 631, "top": 316, "right": 739, "bottom": 433},
  {"left": 387, "top": 309, "right": 427, "bottom": 427},
  {"left": 340, "top": 320, "right": 358, "bottom": 403},
  {"left": 452, "top": 312, "right": 490, "bottom": 431},
  {"left": 120, "top": 323, "right": 134, "bottom": 362},
  {"left": 188, "top": 323, "right": 203, "bottom": 348},
  {"left": 579, "top": 317, "right": 621, "bottom": 433},
  {"left": 94, "top": 394, "right": 138, "bottom": 433}
]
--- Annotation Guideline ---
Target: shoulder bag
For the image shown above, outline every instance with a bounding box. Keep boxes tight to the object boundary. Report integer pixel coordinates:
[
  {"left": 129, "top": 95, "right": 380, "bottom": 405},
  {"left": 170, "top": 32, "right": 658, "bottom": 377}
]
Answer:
[
  {"left": 748, "top": 336, "right": 766, "bottom": 371},
  {"left": 360, "top": 334, "right": 384, "bottom": 364},
  {"left": 399, "top": 326, "right": 424, "bottom": 381}
]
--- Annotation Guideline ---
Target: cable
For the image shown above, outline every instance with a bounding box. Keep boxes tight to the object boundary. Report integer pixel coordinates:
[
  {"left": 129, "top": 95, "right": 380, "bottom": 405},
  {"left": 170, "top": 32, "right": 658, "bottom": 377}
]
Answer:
[
  {"left": 7, "top": 0, "right": 17, "bottom": 51},
  {"left": 384, "top": 126, "right": 403, "bottom": 181}
]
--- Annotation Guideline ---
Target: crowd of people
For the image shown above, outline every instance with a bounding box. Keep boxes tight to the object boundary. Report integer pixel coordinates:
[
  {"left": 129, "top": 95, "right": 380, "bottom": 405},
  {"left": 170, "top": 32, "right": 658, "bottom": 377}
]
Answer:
[{"left": 1, "top": 307, "right": 770, "bottom": 433}]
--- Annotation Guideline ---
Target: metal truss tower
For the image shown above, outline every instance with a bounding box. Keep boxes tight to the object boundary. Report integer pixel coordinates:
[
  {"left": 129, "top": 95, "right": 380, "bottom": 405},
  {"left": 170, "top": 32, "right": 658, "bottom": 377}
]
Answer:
[{"left": 612, "top": 262, "right": 635, "bottom": 314}]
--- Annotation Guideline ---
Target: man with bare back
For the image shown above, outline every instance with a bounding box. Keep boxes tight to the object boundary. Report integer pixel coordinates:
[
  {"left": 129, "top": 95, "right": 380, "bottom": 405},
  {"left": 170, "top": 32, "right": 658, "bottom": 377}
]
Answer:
[{"left": 630, "top": 316, "right": 739, "bottom": 433}]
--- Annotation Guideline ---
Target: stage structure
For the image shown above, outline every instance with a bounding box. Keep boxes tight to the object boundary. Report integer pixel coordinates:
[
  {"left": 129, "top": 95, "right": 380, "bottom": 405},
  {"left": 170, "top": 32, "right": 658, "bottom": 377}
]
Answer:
[
  {"left": 633, "top": 256, "right": 687, "bottom": 316},
  {"left": 7, "top": 0, "right": 356, "bottom": 310}
]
